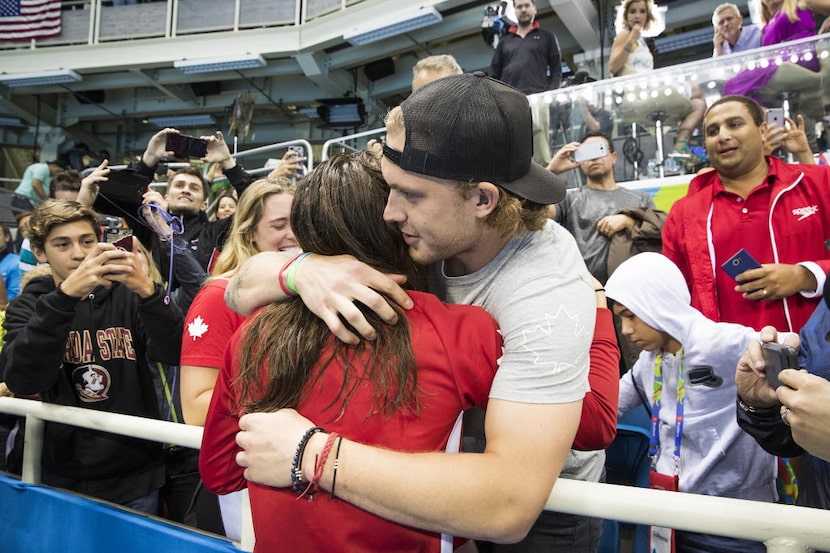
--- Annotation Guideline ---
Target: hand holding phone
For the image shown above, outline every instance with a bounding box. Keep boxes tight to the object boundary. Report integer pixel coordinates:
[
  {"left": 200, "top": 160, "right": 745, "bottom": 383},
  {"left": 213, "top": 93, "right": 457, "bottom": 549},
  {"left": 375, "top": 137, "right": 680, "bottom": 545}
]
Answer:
[
  {"left": 762, "top": 342, "right": 798, "bottom": 389},
  {"left": 721, "top": 248, "right": 762, "bottom": 282},
  {"left": 287, "top": 145, "right": 307, "bottom": 177}
]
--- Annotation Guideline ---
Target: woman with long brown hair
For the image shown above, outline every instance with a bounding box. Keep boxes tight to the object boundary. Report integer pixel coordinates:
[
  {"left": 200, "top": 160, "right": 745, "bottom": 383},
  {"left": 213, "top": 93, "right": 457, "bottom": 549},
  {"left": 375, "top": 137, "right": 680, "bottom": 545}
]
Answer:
[{"left": 200, "top": 152, "right": 502, "bottom": 552}]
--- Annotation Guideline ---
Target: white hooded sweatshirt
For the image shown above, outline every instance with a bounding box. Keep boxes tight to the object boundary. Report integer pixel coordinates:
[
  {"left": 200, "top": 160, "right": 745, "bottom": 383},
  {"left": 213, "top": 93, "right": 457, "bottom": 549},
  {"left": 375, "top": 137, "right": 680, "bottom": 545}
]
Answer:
[{"left": 606, "top": 252, "right": 777, "bottom": 501}]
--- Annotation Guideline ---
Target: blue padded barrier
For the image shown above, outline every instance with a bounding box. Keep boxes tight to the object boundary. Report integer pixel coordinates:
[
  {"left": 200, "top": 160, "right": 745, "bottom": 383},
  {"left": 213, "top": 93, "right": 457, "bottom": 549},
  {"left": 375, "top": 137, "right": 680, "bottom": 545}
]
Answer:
[{"left": 0, "top": 474, "right": 242, "bottom": 553}]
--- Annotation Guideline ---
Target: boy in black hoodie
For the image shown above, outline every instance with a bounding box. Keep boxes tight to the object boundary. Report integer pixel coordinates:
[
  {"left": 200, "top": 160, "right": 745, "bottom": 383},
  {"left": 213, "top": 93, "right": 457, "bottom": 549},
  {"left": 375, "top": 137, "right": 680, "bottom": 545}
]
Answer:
[{"left": 0, "top": 200, "right": 183, "bottom": 513}]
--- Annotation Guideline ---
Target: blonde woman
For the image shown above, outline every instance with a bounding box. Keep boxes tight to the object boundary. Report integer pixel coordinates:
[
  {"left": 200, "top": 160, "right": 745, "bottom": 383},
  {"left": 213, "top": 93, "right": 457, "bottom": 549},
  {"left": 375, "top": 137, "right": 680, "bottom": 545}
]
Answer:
[
  {"left": 181, "top": 178, "right": 297, "bottom": 427},
  {"left": 610, "top": 0, "right": 706, "bottom": 157}
]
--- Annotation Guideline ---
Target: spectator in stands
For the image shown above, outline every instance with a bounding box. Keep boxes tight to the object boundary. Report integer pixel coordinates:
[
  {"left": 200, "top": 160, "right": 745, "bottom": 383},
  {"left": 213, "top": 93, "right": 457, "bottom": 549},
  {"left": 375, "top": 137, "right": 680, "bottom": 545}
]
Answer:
[
  {"left": 0, "top": 225, "right": 21, "bottom": 304},
  {"left": 0, "top": 200, "right": 182, "bottom": 514},
  {"left": 547, "top": 132, "right": 664, "bottom": 285},
  {"left": 736, "top": 280, "right": 830, "bottom": 509},
  {"left": 722, "top": 0, "right": 819, "bottom": 106},
  {"left": 224, "top": 73, "right": 611, "bottom": 551},
  {"left": 212, "top": 191, "right": 237, "bottom": 221},
  {"left": 180, "top": 177, "right": 296, "bottom": 539},
  {"left": 23, "top": 162, "right": 111, "bottom": 276},
  {"left": 181, "top": 177, "right": 296, "bottom": 426},
  {"left": 12, "top": 211, "right": 30, "bottom": 255},
  {"left": 200, "top": 151, "right": 500, "bottom": 551},
  {"left": 607, "top": 252, "right": 776, "bottom": 553},
  {"left": 490, "top": 0, "right": 563, "bottom": 165},
  {"left": 412, "top": 54, "right": 463, "bottom": 91},
  {"left": 712, "top": 3, "right": 762, "bottom": 56},
  {"left": 51, "top": 170, "right": 83, "bottom": 201},
  {"left": 662, "top": 95, "right": 830, "bottom": 334},
  {"left": 13, "top": 160, "right": 64, "bottom": 210},
  {"left": 199, "top": 132, "right": 304, "bottom": 269},
  {"left": 610, "top": 0, "right": 706, "bottom": 159}
]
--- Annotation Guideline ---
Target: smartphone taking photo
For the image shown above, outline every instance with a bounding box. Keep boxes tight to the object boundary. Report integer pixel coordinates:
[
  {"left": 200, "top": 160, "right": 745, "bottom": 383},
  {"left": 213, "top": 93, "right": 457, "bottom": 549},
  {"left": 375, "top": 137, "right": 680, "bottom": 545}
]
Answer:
[
  {"left": 766, "top": 108, "right": 785, "bottom": 128},
  {"left": 573, "top": 140, "right": 608, "bottom": 163},
  {"left": 165, "top": 133, "right": 208, "bottom": 159},
  {"left": 287, "top": 145, "right": 307, "bottom": 177}
]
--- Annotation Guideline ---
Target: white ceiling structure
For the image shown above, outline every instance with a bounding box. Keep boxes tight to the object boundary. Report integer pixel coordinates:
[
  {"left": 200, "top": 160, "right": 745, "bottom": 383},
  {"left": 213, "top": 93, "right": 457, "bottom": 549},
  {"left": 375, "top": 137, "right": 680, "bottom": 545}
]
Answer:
[{"left": 0, "top": 0, "right": 722, "bottom": 159}]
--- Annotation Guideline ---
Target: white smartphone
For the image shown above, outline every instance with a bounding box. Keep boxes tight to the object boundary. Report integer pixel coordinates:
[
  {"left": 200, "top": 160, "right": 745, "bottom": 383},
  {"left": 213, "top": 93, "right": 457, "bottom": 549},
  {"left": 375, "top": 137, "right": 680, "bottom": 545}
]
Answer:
[
  {"left": 287, "top": 145, "right": 306, "bottom": 177},
  {"left": 573, "top": 140, "right": 608, "bottom": 163},
  {"left": 288, "top": 145, "right": 305, "bottom": 158},
  {"left": 766, "top": 108, "right": 785, "bottom": 128}
]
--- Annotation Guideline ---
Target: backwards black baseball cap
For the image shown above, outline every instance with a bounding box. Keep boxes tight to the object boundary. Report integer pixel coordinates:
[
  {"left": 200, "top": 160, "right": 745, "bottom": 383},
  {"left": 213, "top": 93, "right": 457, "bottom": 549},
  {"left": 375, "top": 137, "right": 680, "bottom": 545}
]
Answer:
[{"left": 386, "top": 71, "right": 566, "bottom": 205}]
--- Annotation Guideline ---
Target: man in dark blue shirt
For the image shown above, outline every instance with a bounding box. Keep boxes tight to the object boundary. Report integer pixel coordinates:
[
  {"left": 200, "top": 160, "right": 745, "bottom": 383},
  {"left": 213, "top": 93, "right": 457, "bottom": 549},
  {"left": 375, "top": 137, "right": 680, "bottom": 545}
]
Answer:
[{"left": 489, "top": 0, "right": 562, "bottom": 165}]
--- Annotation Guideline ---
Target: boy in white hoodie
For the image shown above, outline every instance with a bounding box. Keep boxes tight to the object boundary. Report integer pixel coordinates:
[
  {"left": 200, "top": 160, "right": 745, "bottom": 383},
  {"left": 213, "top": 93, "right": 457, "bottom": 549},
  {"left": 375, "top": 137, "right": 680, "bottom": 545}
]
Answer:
[{"left": 605, "top": 252, "right": 777, "bottom": 553}]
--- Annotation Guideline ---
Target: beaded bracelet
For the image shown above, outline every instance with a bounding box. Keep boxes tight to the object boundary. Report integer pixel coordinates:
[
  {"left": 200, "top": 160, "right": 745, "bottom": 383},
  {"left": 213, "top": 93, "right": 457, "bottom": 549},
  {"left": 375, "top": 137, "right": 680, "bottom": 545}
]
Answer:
[{"left": 291, "top": 426, "right": 325, "bottom": 494}]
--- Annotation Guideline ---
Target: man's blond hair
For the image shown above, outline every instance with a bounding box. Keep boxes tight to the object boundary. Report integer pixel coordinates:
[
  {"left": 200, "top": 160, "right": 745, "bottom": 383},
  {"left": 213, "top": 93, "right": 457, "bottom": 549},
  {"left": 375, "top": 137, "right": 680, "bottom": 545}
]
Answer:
[{"left": 412, "top": 55, "right": 462, "bottom": 79}]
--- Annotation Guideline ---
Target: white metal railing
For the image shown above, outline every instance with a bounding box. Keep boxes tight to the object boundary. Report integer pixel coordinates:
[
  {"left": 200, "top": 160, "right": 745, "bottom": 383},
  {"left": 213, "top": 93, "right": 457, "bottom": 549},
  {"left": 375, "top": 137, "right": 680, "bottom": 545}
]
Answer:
[
  {"left": 229, "top": 139, "right": 314, "bottom": 175},
  {"left": 321, "top": 127, "right": 387, "bottom": 160},
  {"left": 1, "top": 396, "right": 829, "bottom": 552}
]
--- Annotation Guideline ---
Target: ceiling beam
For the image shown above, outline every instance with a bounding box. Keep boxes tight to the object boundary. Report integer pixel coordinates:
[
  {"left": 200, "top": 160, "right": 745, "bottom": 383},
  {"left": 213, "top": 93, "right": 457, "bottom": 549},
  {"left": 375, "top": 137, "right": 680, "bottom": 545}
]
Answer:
[
  {"left": 293, "top": 52, "right": 353, "bottom": 98},
  {"left": 129, "top": 68, "right": 198, "bottom": 104},
  {"left": 547, "top": 0, "right": 601, "bottom": 52}
]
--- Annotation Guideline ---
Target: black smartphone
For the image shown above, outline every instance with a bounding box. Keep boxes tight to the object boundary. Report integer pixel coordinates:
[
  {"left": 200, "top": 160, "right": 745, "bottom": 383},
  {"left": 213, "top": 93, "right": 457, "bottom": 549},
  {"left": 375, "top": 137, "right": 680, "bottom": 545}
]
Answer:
[
  {"left": 165, "top": 133, "right": 208, "bottom": 159},
  {"left": 762, "top": 342, "right": 798, "bottom": 388},
  {"left": 721, "top": 248, "right": 762, "bottom": 281}
]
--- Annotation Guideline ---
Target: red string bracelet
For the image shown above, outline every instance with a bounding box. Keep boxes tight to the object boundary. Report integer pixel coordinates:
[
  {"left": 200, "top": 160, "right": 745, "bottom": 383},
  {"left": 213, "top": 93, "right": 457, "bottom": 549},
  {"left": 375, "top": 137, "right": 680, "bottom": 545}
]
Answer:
[
  {"left": 298, "top": 432, "right": 339, "bottom": 500},
  {"left": 278, "top": 253, "right": 302, "bottom": 297}
]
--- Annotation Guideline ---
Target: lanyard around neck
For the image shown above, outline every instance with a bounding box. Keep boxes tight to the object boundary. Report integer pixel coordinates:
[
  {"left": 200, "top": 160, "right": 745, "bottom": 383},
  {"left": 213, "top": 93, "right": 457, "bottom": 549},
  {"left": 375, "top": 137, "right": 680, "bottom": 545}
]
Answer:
[{"left": 650, "top": 348, "right": 685, "bottom": 474}]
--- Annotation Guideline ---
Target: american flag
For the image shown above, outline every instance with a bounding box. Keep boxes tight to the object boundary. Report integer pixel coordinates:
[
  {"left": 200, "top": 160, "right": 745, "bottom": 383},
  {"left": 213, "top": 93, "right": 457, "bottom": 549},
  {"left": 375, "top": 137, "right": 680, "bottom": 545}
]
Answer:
[{"left": 0, "top": 0, "right": 61, "bottom": 42}]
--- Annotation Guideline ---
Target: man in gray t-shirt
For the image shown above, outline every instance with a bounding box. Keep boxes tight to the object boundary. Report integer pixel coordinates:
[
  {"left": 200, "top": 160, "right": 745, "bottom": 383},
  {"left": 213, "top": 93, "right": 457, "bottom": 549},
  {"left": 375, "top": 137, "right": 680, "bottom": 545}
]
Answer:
[
  {"left": 225, "top": 74, "right": 604, "bottom": 550},
  {"left": 548, "top": 132, "right": 662, "bottom": 284}
]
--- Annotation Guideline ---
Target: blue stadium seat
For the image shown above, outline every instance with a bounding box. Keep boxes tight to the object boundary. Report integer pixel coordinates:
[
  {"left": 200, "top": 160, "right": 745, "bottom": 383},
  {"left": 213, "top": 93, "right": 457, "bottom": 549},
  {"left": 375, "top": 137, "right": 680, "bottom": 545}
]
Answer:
[{"left": 600, "top": 406, "right": 651, "bottom": 553}]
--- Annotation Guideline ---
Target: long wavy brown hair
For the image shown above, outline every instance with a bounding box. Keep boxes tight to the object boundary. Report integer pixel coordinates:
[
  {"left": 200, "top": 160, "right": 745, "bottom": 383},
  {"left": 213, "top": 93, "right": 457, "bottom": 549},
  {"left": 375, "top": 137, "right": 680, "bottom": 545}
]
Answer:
[{"left": 234, "top": 152, "right": 428, "bottom": 418}]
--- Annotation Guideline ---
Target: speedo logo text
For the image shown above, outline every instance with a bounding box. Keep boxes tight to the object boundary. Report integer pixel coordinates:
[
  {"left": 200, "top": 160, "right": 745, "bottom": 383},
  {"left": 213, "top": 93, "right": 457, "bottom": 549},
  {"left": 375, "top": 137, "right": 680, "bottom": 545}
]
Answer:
[{"left": 792, "top": 205, "right": 818, "bottom": 221}]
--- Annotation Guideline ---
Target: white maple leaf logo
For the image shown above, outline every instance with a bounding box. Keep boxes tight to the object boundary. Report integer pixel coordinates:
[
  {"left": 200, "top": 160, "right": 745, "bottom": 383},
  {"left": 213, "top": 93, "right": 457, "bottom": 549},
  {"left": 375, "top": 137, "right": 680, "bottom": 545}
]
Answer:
[{"left": 187, "top": 316, "right": 209, "bottom": 341}]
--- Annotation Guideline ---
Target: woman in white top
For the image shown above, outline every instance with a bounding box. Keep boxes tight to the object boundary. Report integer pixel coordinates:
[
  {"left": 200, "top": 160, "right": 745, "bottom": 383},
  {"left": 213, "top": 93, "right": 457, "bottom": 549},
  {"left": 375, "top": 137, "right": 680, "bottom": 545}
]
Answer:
[{"left": 610, "top": 0, "right": 706, "bottom": 157}]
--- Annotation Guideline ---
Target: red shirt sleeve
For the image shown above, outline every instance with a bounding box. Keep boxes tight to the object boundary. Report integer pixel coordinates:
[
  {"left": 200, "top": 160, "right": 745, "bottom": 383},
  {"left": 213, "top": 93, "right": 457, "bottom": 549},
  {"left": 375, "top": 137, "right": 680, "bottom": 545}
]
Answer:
[{"left": 572, "top": 308, "right": 620, "bottom": 450}]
